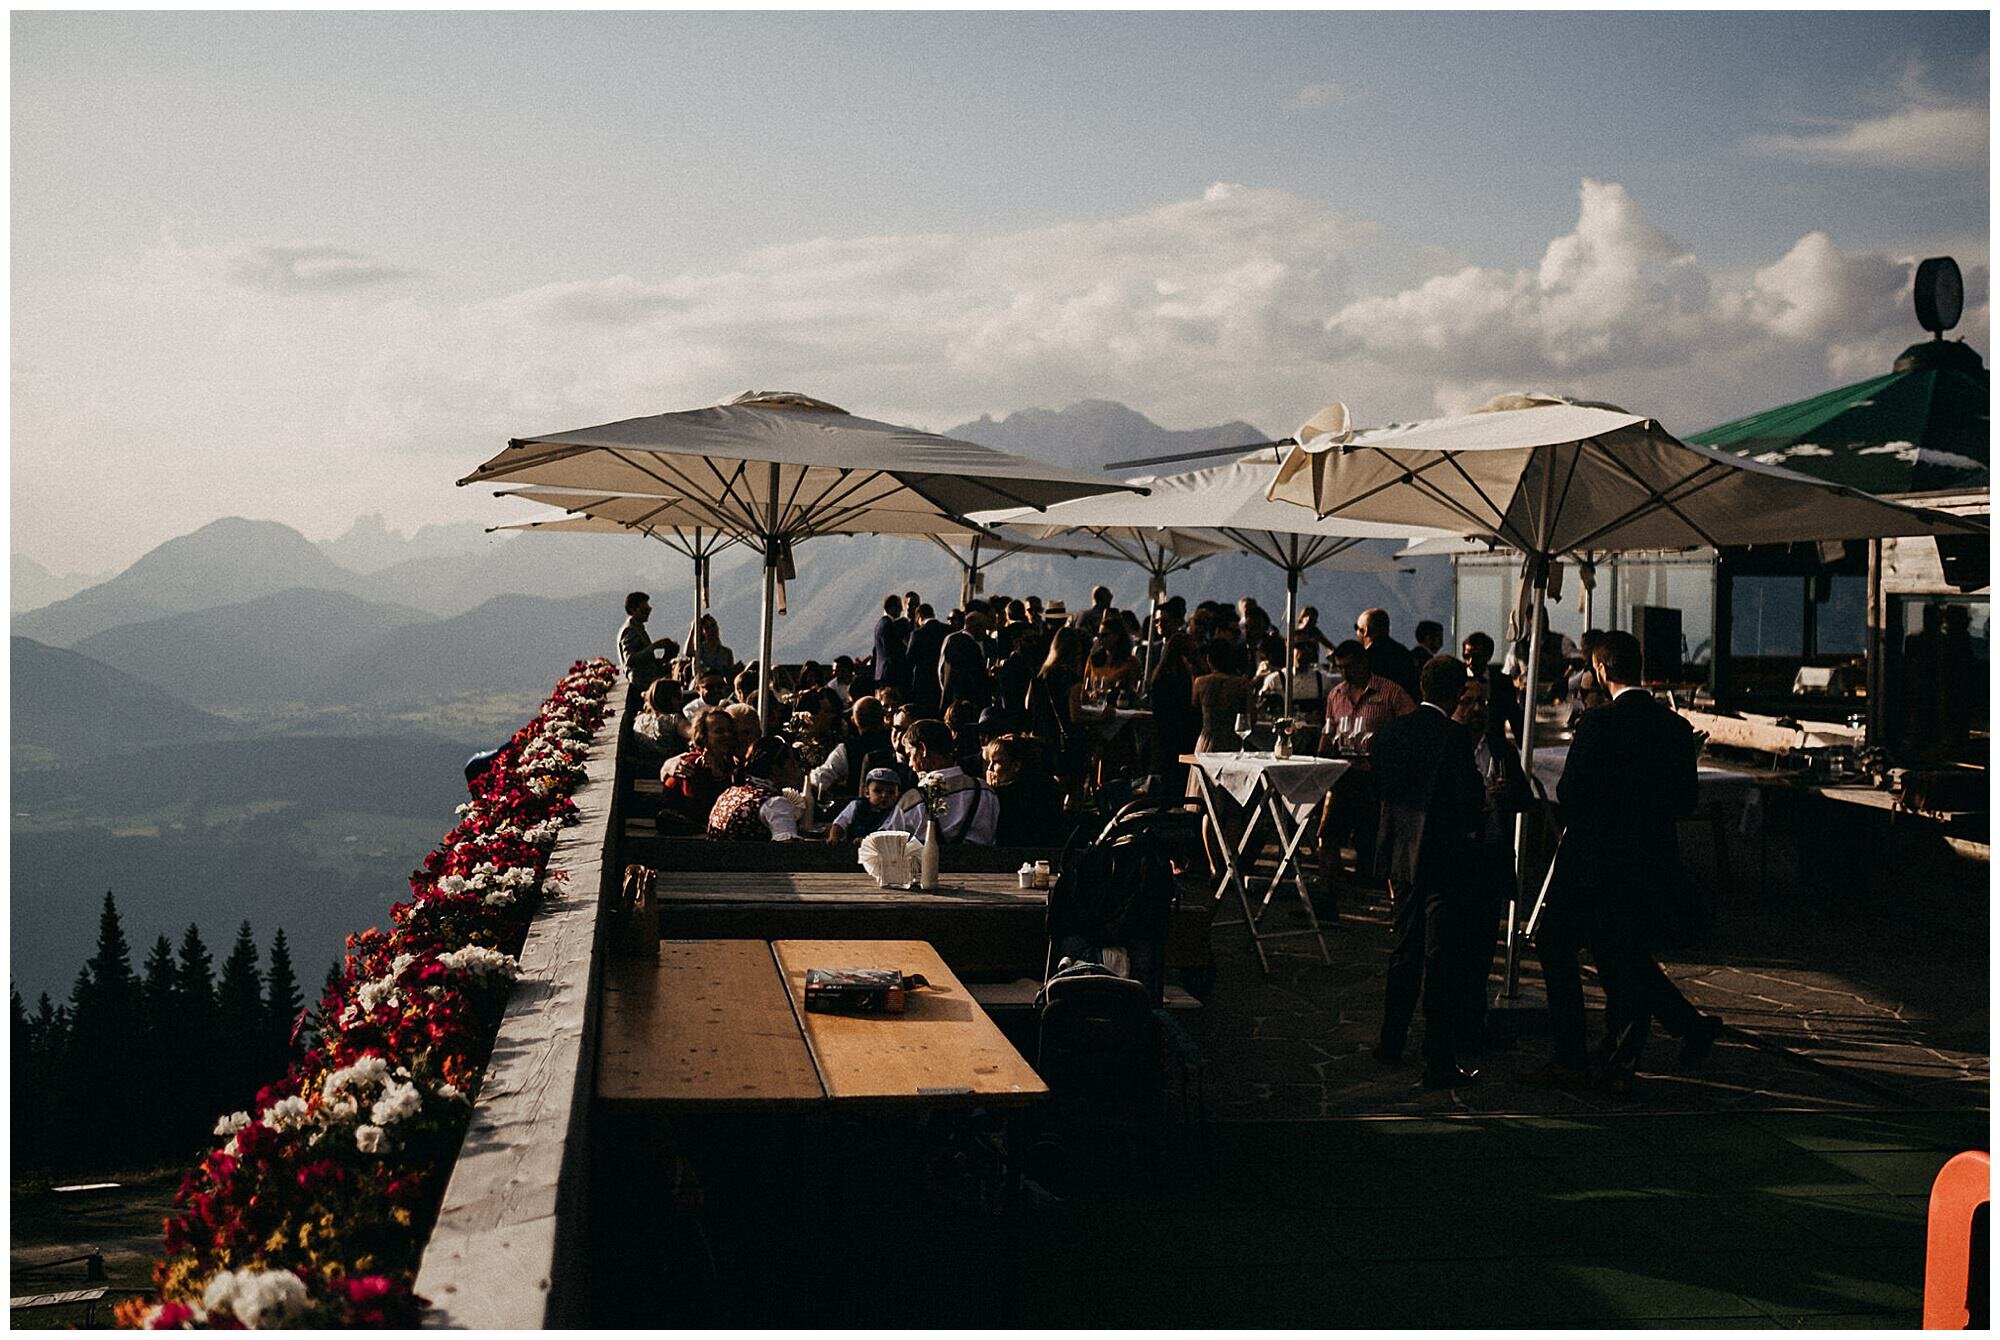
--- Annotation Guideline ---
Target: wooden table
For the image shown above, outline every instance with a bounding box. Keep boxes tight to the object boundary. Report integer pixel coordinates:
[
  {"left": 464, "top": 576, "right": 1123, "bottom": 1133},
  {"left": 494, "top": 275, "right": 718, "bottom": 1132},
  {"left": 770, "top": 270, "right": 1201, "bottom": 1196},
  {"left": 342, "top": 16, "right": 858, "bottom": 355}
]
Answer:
[
  {"left": 655, "top": 870, "right": 1050, "bottom": 978},
  {"left": 772, "top": 939, "right": 1047, "bottom": 1107},
  {"left": 596, "top": 938, "right": 1046, "bottom": 1111},
  {"left": 598, "top": 940, "right": 825, "bottom": 1111}
]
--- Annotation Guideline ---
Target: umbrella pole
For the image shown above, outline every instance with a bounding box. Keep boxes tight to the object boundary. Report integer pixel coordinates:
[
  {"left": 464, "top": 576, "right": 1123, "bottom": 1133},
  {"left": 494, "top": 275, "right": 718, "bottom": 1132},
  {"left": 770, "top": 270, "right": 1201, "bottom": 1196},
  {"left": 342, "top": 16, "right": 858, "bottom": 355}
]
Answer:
[
  {"left": 1142, "top": 562, "right": 1162, "bottom": 685},
  {"left": 756, "top": 464, "right": 778, "bottom": 725},
  {"left": 1284, "top": 566, "right": 1299, "bottom": 719},
  {"left": 1502, "top": 555, "right": 1550, "bottom": 999}
]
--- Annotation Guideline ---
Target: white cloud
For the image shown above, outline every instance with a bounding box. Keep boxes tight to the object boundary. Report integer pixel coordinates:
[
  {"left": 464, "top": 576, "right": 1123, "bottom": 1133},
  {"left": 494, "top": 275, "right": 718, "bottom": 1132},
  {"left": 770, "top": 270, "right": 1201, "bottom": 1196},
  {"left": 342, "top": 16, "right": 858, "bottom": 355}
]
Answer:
[
  {"left": 1745, "top": 62, "right": 1988, "bottom": 168},
  {"left": 1291, "top": 82, "right": 1346, "bottom": 110}
]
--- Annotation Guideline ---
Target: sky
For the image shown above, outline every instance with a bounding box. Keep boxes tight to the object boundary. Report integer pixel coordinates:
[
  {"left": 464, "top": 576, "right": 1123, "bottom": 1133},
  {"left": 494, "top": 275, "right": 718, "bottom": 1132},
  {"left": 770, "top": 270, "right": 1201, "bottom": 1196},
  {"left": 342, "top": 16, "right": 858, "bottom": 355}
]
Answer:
[{"left": 11, "top": 10, "right": 1991, "bottom": 572}]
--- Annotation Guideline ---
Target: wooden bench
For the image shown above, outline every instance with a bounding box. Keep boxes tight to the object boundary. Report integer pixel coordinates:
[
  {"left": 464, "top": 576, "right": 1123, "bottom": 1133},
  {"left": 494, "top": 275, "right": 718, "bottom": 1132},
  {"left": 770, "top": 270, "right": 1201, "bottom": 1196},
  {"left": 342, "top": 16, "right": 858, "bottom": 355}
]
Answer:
[{"left": 11, "top": 1287, "right": 109, "bottom": 1324}]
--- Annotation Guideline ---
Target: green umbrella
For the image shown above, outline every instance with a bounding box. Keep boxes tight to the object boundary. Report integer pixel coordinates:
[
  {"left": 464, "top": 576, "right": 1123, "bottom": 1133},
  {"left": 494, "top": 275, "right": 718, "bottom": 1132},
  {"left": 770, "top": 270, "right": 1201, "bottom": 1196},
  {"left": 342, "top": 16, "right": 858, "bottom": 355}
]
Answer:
[{"left": 1688, "top": 339, "right": 1988, "bottom": 495}]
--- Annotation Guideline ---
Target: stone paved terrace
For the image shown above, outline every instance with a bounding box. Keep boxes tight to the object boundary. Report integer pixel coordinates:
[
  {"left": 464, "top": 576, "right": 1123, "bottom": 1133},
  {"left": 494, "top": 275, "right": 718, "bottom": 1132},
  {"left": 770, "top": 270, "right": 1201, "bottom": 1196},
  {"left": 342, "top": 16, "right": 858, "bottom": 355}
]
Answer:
[{"left": 587, "top": 787, "right": 1988, "bottom": 1329}]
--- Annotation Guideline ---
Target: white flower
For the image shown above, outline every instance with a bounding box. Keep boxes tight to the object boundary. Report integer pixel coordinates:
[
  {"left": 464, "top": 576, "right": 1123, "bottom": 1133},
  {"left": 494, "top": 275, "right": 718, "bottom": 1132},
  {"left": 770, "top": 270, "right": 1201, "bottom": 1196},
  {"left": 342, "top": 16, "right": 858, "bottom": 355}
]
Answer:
[
  {"left": 438, "top": 945, "right": 519, "bottom": 982},
  {"left": 353, "top": 977, "right": 401, "bottom": 1017},
  {"left": 370, "top": 1079, "right": 422, "bottom": 1126},
  {"left": 354, "top": 1123, "right": 386, "bottom": 1154},
  {"left": 437, "top": 874, "right": 469, "bottom": 897},
  {"left": 323, "top": 1055, "right": 390, "bottom": 1101},
  {"left": 259, "top": 1096, "right": 309, "bottom": 1132},
  {"left": 437, "top": 1082, "right": 462, "bottom": 1102},
  {"left": 213, "top": 1111, "right": 251, "bottom": 1138},
  {"left": 203, "top": 1268, "right": 309, "bottom": 1328}
]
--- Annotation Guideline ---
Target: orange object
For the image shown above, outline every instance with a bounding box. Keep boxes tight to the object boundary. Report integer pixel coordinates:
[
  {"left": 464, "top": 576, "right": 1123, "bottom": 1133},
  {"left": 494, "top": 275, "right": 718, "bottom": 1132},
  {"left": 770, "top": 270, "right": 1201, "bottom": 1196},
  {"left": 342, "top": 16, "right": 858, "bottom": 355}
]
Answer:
[{"left": 1923, "top": 1149, "right": 1989, "bottom": 1329}]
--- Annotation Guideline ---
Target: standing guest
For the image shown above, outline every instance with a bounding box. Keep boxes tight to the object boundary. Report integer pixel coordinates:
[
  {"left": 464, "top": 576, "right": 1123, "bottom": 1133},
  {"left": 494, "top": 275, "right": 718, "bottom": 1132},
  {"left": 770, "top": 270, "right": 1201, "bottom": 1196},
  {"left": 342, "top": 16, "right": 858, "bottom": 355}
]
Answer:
[
  {"left": 617, "top": 591, "right": 679, "bottom": 687},
  {"left": 1461, "top": 631, "right": 1521, "bottom": 746},
  {"left": 1241, "top": 599, "right": 1274, "bottom": 653},
  {"left": 731, "top": 665, "right": 760, "bottom": 709},
  {"left": 1265, "top": 641, "right": 1337, "bottom": 727},
  {"left": 707, "top": 738, "right": 806, "bottom": 842},
  {"left": 1370, "top": 655, "right": 1486, "bottom": 1088},
  {"left": 1452, "top": 675, "right": 1534, "bottom": 1055},
  {"left": 1413, "top": 620, "right": 1445, "bottom": 660},
  {"left": 690, "top": 613, "right": 734, "bottom": 681},
  {"left": 827, "top": 768, "right": 904, "bottom": 844},
  {"left": 1295, "top": 605, "right": 1337, "bottom": 656},
  {"left": 1187, "top": 603, "right": 1217, "bottom": 647},
  {"left": 1028, "top": 626, "right": 1090, "bottom": 784},
  {"left": 1148, "top": 632, "right": 1202, "bottom": 795},
  {"left": 829, "top": 655, "right": 858, "bottom": 706},
  {"left": 904, "top": 603, "right": 951, "bottom": 716},
  {"left": 1086, "top": 631, "right": 1140, "bottom": 702},
  {"left": 1357, "top": 608, "right": 1421, "bottom": 700},
  {"left": 1189, "top": 637, "right": 1258, "bottom": 875},
  {"left": 997, "top": 614, "right": 1048, "bottom": 715},
  {"left": 1316, "top": 639, "right": 1416, "bottom": 899},
  {"left": 1076, "top": 585, "right": 1116, "bottom": 637},
  {"left": 877, "top": 719, "right": 999, "bottom": 847},
  {"left": 984, "top": 733, "right": 1065, "bottom": 847},
  {"left": 940, "top": 609, "right": 995, "bottom": 711},
  {"left": 1024, "top": 594, "right": 1047, "bottom": 630},
  {"left": 871, "top": 594, "right": 911, "bottom": 695},
  {"left": 1565, "top": 629, "right": 1612, "bottom": 725},
  {"left": 1547, "top": 630, "right": 1721, "bottom": 1095},
  {"left": 661, "top": 709, "right": 736, "bottom": 824}
]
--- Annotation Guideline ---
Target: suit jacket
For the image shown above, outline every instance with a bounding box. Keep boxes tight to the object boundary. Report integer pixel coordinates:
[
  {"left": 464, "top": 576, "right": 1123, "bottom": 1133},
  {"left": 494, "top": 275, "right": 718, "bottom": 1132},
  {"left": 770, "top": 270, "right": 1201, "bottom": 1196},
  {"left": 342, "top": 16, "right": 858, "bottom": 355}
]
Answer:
[
  {"left": 1366, "top": 637, "right": 1422, "bottom": 701},
  {"left": 1483, "top": 664, "right": 1522, "bottom": 747},
  {"left": 903, "top": 620, "right": 951, "bottom": 712},
  {"left": 939, "top": 630, "right": 993, "bottom": 710},
  {"left": 1370, "top": 703, "right": 1485, "bottom": 889},
  {"left": 1555, "top": 689, "right": 1698, "bottom": 920},
  {"left": 871, "top": 615, "right": 911, "bottom": 692}
]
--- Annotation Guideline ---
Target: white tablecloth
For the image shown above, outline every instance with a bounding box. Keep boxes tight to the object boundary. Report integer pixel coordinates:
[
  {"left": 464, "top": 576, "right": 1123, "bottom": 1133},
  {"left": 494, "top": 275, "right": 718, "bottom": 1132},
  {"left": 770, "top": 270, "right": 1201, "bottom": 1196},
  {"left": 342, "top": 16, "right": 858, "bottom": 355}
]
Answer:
[
  {"left": 1077, "top": 706, "right": 1151, "bottom": 739},
  {"left": 1530, "top": 744, "right": 1763, "bottom": 832},
  {"left": 1193, "top": 751, "right": 1351, "bottom": 819}
]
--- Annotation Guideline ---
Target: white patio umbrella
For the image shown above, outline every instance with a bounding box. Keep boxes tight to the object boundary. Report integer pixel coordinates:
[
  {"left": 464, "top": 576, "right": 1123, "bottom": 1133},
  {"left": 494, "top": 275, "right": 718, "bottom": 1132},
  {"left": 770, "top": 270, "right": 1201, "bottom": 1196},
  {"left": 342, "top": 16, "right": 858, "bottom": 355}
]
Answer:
[
  {"left": 922, "top": 526, "right": 1118, "bottom": 610},
  {"left": 1269, "top": 392, "right": 1986, "bottom": 991},
  {"left": 461, "top": 391, "right": 1143, "bottom": 719},
  {"left": 977, "top": 451, "right": 1430, "bottom": 711}
]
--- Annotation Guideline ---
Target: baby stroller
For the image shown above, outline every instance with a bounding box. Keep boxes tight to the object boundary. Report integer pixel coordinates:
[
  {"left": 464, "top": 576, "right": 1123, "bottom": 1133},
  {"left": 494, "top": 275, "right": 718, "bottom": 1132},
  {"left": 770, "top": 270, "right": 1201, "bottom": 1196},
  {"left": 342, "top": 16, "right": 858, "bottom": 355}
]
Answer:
[{"left": 1031, "top": 800, "right": 1206, "bottom": 1187}]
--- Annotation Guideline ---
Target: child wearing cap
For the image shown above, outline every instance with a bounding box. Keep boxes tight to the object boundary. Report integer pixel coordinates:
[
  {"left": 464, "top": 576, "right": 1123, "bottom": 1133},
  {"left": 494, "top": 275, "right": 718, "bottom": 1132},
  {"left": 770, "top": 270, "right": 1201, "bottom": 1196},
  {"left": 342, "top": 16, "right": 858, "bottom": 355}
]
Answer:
[{"left": 827, "top": 768, "right": 904, "bottom": 844}]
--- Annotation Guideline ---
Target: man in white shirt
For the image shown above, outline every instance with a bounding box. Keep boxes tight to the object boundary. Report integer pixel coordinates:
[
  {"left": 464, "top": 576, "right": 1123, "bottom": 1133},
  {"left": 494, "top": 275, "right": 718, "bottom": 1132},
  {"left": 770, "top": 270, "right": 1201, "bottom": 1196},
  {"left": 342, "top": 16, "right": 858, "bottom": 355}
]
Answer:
[
  {"left": 617, "top": 591, "right": 678, "bottom": 685},
  {"left": 876, "top": 719, "right": 999, "bottom": 847}
]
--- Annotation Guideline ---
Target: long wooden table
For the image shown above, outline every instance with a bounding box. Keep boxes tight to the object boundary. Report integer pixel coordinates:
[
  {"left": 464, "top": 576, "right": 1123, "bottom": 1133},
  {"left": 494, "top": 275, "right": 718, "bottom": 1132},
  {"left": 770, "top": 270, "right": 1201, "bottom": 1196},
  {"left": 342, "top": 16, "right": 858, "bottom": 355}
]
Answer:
[{"left": 596, "top": 938, "right": 1046, "bottom": 1111}]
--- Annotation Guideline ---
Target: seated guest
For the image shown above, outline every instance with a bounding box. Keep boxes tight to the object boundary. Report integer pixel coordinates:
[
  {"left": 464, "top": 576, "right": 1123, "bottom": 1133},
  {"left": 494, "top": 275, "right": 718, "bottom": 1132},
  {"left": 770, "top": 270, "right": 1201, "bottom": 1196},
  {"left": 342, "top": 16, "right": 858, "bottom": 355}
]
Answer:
[
  {"left": 632, "top": 678, "right": 690, "bottom": 761},
  {"left": 731, "top": 665, "right": 760, "bottom": 708},
  {"left": 984, "top": 733, "right": 1064, "bottom": 847},
  {"left": 828, "top": 767, "right": 903, "bottom": 844},
  {"left": 877, "top": 719, "right": 998, "bottom": 846},
  {"left": 786, "top": 687, "right": 845, "bottom": 772},
  {"left": 707, "top": 737, "right": 806, "bottom": 842},
  {"left": 808, "top": 695, "right": 893, "bottom": 799},
  {"left": 683, "top": 672, "right": 730, "bottom": 721},
  {"left": 723, "top": 702, "right": 762, "bottom": 758},
  {"left": 661, "top": 709, "right": 736, "bottom": 822},
  {"left": 943, "top": 699, "right": 986, "bottom": 775}
]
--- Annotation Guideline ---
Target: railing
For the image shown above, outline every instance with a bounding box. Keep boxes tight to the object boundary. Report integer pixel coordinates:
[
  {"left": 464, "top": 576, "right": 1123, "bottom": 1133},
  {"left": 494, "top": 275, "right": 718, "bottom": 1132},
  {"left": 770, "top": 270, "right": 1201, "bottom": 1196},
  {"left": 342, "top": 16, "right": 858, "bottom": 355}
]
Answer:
[{"left": 413, "top": 675, "right": 626, "bottom": 1328}]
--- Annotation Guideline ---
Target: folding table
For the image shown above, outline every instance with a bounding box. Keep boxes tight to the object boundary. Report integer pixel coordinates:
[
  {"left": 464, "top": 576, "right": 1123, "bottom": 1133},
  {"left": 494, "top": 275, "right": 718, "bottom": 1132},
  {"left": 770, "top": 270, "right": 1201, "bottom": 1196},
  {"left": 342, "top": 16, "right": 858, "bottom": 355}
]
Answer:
[{"left": 1184, "top": 751, "right": 1350, "bottom": 972}]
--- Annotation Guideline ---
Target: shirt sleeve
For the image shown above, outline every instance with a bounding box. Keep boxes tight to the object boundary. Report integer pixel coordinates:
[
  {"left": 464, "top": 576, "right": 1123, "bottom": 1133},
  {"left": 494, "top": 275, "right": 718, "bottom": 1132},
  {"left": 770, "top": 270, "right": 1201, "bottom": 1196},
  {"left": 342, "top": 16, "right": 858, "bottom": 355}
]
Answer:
[
  {"left": 831, "top": 799, "right": 862, "bottom": 831},
  {"left": 967, "top": 789, "right": 1000, "bottom": 846},
  {"left": 808, "top": 742, "right": 850, "bottom": 794},
  {"left": 760, "top": 795, "right": 801, "bottom": 842}
]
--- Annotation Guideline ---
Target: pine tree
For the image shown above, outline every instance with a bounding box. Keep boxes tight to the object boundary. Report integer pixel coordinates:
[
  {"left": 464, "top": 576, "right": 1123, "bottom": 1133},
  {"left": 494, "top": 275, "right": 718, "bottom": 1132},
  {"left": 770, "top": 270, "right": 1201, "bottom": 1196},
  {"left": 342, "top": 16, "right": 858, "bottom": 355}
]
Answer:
[
  {"left": 263, "top": 929, "right": 302, "bottom": 1078},
  {"left": 58, "top": 892, "right": 144, "bottom": 1166},
  {"left": 139, "top": 935, "right": 193, "bottom": 1157},
  {"left": 216, "top": 923, "right": 264, "bottom": 1109},
  {"left": 175, "top": 924, "right": 221, "bottom": 1134}
]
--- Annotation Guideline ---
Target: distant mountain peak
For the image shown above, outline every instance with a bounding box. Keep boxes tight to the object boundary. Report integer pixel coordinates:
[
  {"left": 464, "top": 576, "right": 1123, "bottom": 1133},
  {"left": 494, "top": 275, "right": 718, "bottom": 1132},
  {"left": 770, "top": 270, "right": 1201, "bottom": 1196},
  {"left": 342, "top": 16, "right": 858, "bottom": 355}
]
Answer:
[{"left": 948, "top": 400, "right": 1270, "bottom": 473}]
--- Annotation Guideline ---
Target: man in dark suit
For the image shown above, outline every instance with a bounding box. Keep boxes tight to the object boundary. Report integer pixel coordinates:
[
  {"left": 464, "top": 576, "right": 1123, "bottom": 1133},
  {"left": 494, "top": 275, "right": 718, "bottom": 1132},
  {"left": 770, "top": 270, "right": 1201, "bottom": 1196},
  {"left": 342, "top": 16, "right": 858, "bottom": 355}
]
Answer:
[
  {"left": 1358, "top": 607, "right": 1421, "bottom": 701},
  {"left": 903, "top": 603, "right": 952, "bottom": 717},
  {"left": 1547, "top": 630, "right": 1723, "bottom": 1094},
  {"left": 1452, "top": 674, "right": 1535, "bottom": 1055},
  {"left": 1370, "top": 654, "right": 1488, "bottom": 1088},
  {"left": 939, "top": 609, "right": 995, "bottom": 712},
  {"left": 1460, "top": 631, "right": 1521, "bottom": 747},
  {"left": 871, "top": 594, "right": 910, "bottom": 695}
]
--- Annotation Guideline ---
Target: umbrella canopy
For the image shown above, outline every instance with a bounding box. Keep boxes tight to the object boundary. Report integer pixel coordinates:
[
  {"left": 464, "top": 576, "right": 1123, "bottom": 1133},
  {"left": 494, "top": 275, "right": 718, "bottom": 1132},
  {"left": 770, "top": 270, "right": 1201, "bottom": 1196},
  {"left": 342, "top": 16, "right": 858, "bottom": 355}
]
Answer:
[
  {"left": 1269, "top": 395, "right": 1982, "bottom": 554},
  {"left": 1685, "top": 339, "right": 1989, "bottom": 496},
  {"left": 918, "top": 527, "right": 1116, "bottom": 610},
  {"left": 1269, "top": 391, "right": 1983, "bottom": 995},
  {"left": 977, "top": 453, "right": 1426, "bottom": 706},
  {"left": 462, "top": 391, "right": 1143, "bottom": 717}
]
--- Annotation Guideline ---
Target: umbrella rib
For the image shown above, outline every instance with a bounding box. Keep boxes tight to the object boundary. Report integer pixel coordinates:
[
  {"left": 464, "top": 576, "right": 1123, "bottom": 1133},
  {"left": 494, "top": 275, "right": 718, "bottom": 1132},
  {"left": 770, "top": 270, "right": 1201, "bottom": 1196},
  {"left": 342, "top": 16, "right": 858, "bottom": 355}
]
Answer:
[
  {"left": 1399, "top": 456, "right": 1526, "bottom": 547},
  {"left": 1545, "top": 441, "right": 1588, "bottom": 553},
  {"left": 1571, "top": 441, "right": 1725, "bottom": 550},
  {"left": 1436, "top": 451, "right": 1518, "bottom": 541}
]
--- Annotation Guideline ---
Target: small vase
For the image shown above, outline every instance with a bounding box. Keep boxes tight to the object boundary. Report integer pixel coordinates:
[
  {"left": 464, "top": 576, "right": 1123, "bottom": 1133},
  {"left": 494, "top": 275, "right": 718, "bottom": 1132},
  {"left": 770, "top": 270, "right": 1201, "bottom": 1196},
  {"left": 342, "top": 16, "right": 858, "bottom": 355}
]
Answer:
[
  {"left": 1274, "top": 732, "right": 1293, "bottom": 759},
  {"left": 919, "top": 821, "right": 942, "bottom": 890}
]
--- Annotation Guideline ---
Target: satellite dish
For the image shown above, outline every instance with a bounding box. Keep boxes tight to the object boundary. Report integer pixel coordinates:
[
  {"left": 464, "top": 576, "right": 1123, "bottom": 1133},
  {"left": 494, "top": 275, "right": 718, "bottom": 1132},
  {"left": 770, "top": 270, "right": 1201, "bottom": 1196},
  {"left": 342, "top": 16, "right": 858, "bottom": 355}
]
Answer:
[
  {"left": 1294, "top": 401, "right": 1353, "bottom": 451},
  {"left": 1914, "top": 256, "right": 1963, "bottom": 336}
]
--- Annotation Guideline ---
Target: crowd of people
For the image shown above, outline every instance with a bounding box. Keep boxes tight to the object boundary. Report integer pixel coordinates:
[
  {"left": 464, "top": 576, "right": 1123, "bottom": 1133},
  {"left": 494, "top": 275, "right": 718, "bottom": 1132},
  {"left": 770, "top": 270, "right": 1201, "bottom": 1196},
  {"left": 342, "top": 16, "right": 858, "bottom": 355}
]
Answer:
[{"left": 616, "top": 581, "right": 1721, "bottom": 1094}]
